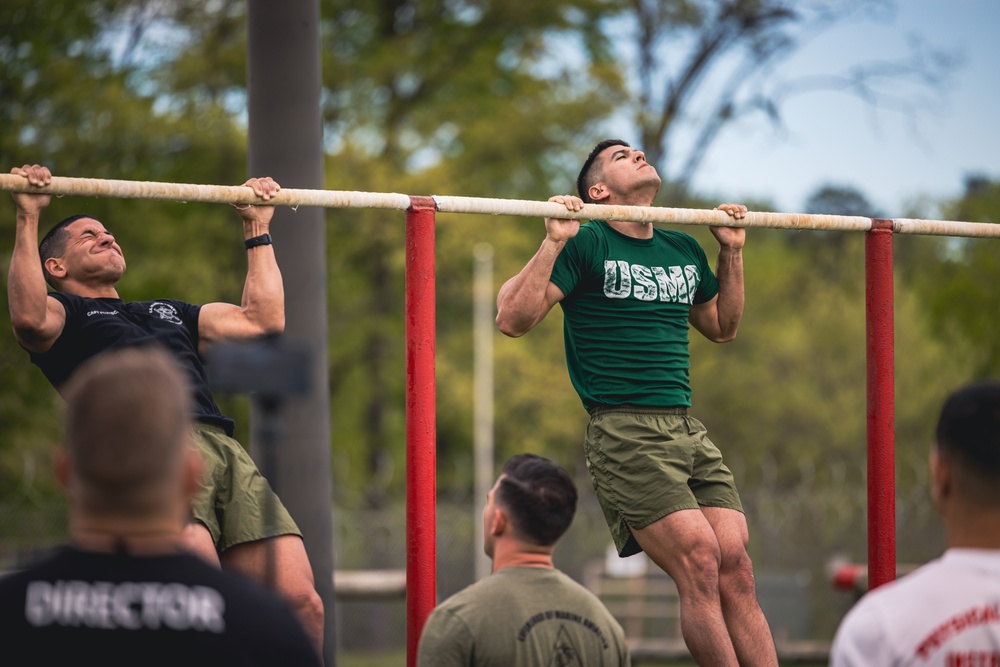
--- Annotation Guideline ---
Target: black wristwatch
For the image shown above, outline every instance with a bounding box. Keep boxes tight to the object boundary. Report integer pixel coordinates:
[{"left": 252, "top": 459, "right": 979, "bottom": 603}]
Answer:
[{"left": 244, "top": 233, "right": 272, "bottom": 250}]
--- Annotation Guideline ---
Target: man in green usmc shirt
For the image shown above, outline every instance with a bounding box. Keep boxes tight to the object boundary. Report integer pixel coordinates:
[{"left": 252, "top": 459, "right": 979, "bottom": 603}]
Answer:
[{"left": 496, "top": 139, "right": 777, "bottom": 666}]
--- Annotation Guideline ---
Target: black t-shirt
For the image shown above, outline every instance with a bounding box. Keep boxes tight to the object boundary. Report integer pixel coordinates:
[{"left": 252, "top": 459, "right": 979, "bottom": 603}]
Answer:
[
  {"left": 28, "top": 293, "right": 235, "bottom": 435},
  {"left": 0, "top": 546, "right": 321, "bottom": 667}
]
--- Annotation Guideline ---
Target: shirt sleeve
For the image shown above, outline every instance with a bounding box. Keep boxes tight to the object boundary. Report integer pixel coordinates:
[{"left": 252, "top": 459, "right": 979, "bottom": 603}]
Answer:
[
  {"left": 830, "top": 598, "right": 896, "bottom": 667},
  {"left": 690, "top": 238, "right": 719, "bottom": 304},
  {"left": 171, "top": 300, "right": 201, "bottom": 334},
  {"left": 549, "top": 225, "right": 594, "bottom": 299},
  {"left": 416, "top": 607, "right": 475, "bottom": 667}
]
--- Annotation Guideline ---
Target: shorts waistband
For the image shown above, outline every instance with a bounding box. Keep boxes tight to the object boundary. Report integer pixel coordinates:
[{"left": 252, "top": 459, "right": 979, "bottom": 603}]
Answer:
[{"left": 588, "top": 405, "right": 689, "bottom": 416}]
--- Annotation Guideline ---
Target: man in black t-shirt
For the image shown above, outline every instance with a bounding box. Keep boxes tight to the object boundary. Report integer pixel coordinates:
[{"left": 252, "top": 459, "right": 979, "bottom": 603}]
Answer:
[
  {"left": 0, "top": 347, "right": 321, "bottom": 666},
  {"left": 7, "top": 164, "right": 323, "bottom": 650}
]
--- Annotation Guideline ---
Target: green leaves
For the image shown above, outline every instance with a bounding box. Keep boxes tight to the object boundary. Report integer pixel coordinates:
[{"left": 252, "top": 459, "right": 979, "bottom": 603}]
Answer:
[{"left": 0, "top": 1, "right": 989, "bottom": 536}]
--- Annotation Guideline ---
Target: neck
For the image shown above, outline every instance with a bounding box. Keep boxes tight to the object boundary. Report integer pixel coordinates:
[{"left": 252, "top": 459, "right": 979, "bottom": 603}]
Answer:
[
  {"left": 491, "top": 540, "right": 555, "bottom": 572},
  {"left": 599, "top": 192, "right": 657, "bottom": 239},
  {"left": 946, "top": 506, "right": 1000, "bottom": 550},
  {"left": 70, "top": 515, "right": 187, "bottom": 556},
  {"left": 61, "top": 282, "right": 120, "bottom": 299},
  {"left": 606, "top": 219, "right": 654, "bottom": 239}
]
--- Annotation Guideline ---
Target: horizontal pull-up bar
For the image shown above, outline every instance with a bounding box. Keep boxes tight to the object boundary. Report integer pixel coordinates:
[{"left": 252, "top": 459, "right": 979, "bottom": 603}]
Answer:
[
  {"left": 2, "top": 173, "right": 998, "bottom": 239},
  {"left": 0, "top": 174, "right": 414, "bottom": 211}
]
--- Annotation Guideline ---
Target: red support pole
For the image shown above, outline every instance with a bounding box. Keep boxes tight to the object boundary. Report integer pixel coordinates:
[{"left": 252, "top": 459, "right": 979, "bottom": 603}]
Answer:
[
  {"left": 405, "top": 197, "right": 437, "bottom": 667},
  {"left": 865, "top": 219, "right": 896, "bottom": 591}
]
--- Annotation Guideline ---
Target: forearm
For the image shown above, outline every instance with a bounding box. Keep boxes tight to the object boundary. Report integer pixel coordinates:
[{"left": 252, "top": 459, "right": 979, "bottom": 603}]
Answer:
[
  {"left": 241, "top": 220, "right": 284, "bottom": 335},
  {"left": 8, "top": 210, "right": 51, "bottom": 331},
  {"left": 714, "top": 246, "right": 744, "bottom": 339},
  {"left": 495, "top": 237, "right": 564, "bottom": 336}
]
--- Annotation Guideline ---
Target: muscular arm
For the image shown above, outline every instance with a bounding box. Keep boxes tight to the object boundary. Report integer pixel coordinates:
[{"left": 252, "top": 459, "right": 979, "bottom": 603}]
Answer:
[
  {"left": 689, "top": 246, "right": 744, "bottom": 343},
  {"left": 198, "top": 178, "right": 284, "bottom": 352},
  {"left": 7, "top": 165, "right": 66, "bottom": 353},
  {"left": 495, "top": 240, "right": 567, "bottom": 337},
  {"left": 689, "top": 204, "right": 746, "bottom": 344},
  {"left": 495, "top": 195, "right": 579, "bottom": 337}
]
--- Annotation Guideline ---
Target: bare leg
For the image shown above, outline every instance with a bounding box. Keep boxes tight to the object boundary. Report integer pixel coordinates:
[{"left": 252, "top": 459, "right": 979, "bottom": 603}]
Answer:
[
  {"left": 183, "top": 522, "right": 221, "bottom": 566},
  {"left": 703, "top": 507, "right": 778, "bottom": 667},
  {"left": 223, "top": 534, "right": 324, "bottom": 655},
  {"left": 631, "top": 509, "right": 739, "bottom": 666}
]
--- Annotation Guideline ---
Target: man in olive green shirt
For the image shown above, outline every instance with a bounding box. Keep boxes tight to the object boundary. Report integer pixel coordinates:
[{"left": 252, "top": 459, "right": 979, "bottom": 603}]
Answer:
[{"left": 417, "top": 454, "right": 630, "bottom": 666}]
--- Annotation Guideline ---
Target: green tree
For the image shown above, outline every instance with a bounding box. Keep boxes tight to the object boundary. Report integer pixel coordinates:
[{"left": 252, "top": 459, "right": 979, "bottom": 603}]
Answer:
[
  {"left": 318, "top": 0, "right": 624, "bottom": 506},
  {"left": 897, "top": 176, "right": 1000, "bottom": 377},
  {"left": 0, "top": 0, "right": 252, "bottom": 553}
]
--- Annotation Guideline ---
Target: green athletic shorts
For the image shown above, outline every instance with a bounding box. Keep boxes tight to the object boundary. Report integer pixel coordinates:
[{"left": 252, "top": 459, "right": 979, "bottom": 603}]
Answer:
[
  {"left": 191, "top": 423, "right": 302, "bottom": 552},
  {"left": 583, "top": 406, "right": 743, "bottom": 558}
]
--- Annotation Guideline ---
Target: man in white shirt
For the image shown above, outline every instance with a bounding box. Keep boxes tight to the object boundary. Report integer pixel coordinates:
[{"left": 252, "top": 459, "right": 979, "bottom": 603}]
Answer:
[{"left": 831, "top": 381, "right": 1000, "bottom": 666}]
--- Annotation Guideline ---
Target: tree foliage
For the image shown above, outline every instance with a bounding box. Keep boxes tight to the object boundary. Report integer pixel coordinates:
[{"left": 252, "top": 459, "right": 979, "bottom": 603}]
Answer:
[
  {"left": 0, "top": 0, "right": 987, "bottom": 581},
  {"left": 897, "top": 176, "right": 1000, "bottom": 378}
]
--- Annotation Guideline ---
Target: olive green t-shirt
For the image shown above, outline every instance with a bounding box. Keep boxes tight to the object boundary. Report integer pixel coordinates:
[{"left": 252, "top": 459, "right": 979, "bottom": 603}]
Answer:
[
  {"left": 549, "top": 221, "right": 719, "bottom": 411},
  {"left": 416, "top": 566, "right": 630, "bottom": 667}
]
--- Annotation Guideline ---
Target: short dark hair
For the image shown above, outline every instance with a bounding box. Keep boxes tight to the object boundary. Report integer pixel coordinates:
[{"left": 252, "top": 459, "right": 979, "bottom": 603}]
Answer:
[
  {"left": 39, "top": 214, "right": 98, "bottom": 289},
  {"left": 62, "top": 346, "right": 193, "bottom": 517},
  {"left": 935, "top": 381, "right": 1000, "bottom": 478},
  {"left": 495, "top": 454, "right": 578, "bottom": 547},
  {"left": 576, "top": 139, "right": 630, "bottom": 203}
]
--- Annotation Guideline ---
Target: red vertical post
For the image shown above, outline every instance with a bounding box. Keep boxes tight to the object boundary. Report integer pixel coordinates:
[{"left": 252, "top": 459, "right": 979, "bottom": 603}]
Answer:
[
  {"left": 405, "top": 197, "right": 437, "bottom": 667},
  {"left": 865, "top": 219, "right": 896, "bottom": 590}
]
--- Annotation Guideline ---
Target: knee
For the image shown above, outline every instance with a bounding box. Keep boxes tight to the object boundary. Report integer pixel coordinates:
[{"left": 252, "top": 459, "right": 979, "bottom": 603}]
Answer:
[
  {"left": 286, "top": 583, "right": 324, "bottom": 628},
  {"left": 719, "top": 549, "right": 758, "bottom": 599},
  {"left": 676, "top": 541, "right": 724, "bottom": 595}
]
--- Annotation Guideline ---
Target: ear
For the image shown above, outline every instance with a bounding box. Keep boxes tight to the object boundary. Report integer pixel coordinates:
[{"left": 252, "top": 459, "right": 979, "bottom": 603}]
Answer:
[
  {"left": 930, "top": 447, "right": 950, "bottom": 510},
  {"left": 588, "top": 182, "right": 609, "bottom": 203},
  {"left": 44, "top": 257, "right": 66, "bottom": 280},
  {"left": 490, "top": 506, "right": 509, "bottom": 537}
]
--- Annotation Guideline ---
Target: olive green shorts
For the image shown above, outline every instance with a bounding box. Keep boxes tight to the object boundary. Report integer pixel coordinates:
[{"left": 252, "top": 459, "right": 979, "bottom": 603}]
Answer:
[
  {"left": 584, "top": 406, "right": 743, "bottom": 558},
  {"left": 191, "top": 423, "right": 301, "bottom": 552}
]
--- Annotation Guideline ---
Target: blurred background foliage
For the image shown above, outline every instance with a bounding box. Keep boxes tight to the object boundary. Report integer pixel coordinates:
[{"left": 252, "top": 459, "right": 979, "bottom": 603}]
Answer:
[{"left": 1, "top": 0, "right": 998, "bottom": 649}]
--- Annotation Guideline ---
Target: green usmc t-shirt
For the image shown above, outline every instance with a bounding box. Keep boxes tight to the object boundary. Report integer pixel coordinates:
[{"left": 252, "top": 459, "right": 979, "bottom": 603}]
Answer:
[
  {"left": 416, "top": 567, "right": 630, "bottom": 667},
  {"left": 549, "top": 221, "right": 719, "bottom": 410}
]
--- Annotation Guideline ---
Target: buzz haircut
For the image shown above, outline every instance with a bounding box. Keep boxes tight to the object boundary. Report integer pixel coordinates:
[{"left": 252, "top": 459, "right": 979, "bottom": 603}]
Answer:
[
  {"left": 935, "top": 381, "right": 1000, "bottom": 476},
  {"left": 576, "top": 139, "right": 630, "bottom": 203},
  {"left": 62, "top": 347, "right": 193, "bottom": 517}
]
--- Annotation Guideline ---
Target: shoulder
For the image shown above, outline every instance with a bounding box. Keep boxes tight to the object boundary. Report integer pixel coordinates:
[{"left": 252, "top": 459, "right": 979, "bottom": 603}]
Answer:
[
  {"left": 432, "top": 576, "right": 495, "bottom": 613},
  {"left": 48, "top": 292, "right": 85, "bottom": 313},
  {"left": 567, "top": 221, "right": 603, "bottom": 247},
  {"left": 831, "top": 562, "right": 946, "bottom": 666}
]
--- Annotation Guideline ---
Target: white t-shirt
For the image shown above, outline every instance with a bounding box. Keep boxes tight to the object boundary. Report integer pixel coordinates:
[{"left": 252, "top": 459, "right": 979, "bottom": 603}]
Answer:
[{"left": 831, "top": 549, "right": 1000, "bottom": 666}]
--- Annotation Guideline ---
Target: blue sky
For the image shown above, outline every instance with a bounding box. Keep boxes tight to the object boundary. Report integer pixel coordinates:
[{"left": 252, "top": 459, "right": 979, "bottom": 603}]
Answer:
[{"left": 683, "top": 0, "right": 999, "bottom": 217}]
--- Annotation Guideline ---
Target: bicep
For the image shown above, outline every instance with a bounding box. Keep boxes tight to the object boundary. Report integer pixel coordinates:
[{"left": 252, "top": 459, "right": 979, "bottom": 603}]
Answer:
[
  {"left": 688, "top": 295, "right": 720, "bottom": 340},
  {"left": 539, "top": 280, "right": 565, "bottom": 320},
  {"left": 14, "top": 296, "right": 67, "bottom": 353},
  {"left": 525, "top": 281, "right": 566, "bottom": 332},
  {"left": 198, "top": 302, "right": 258, "bottom": 347}
]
